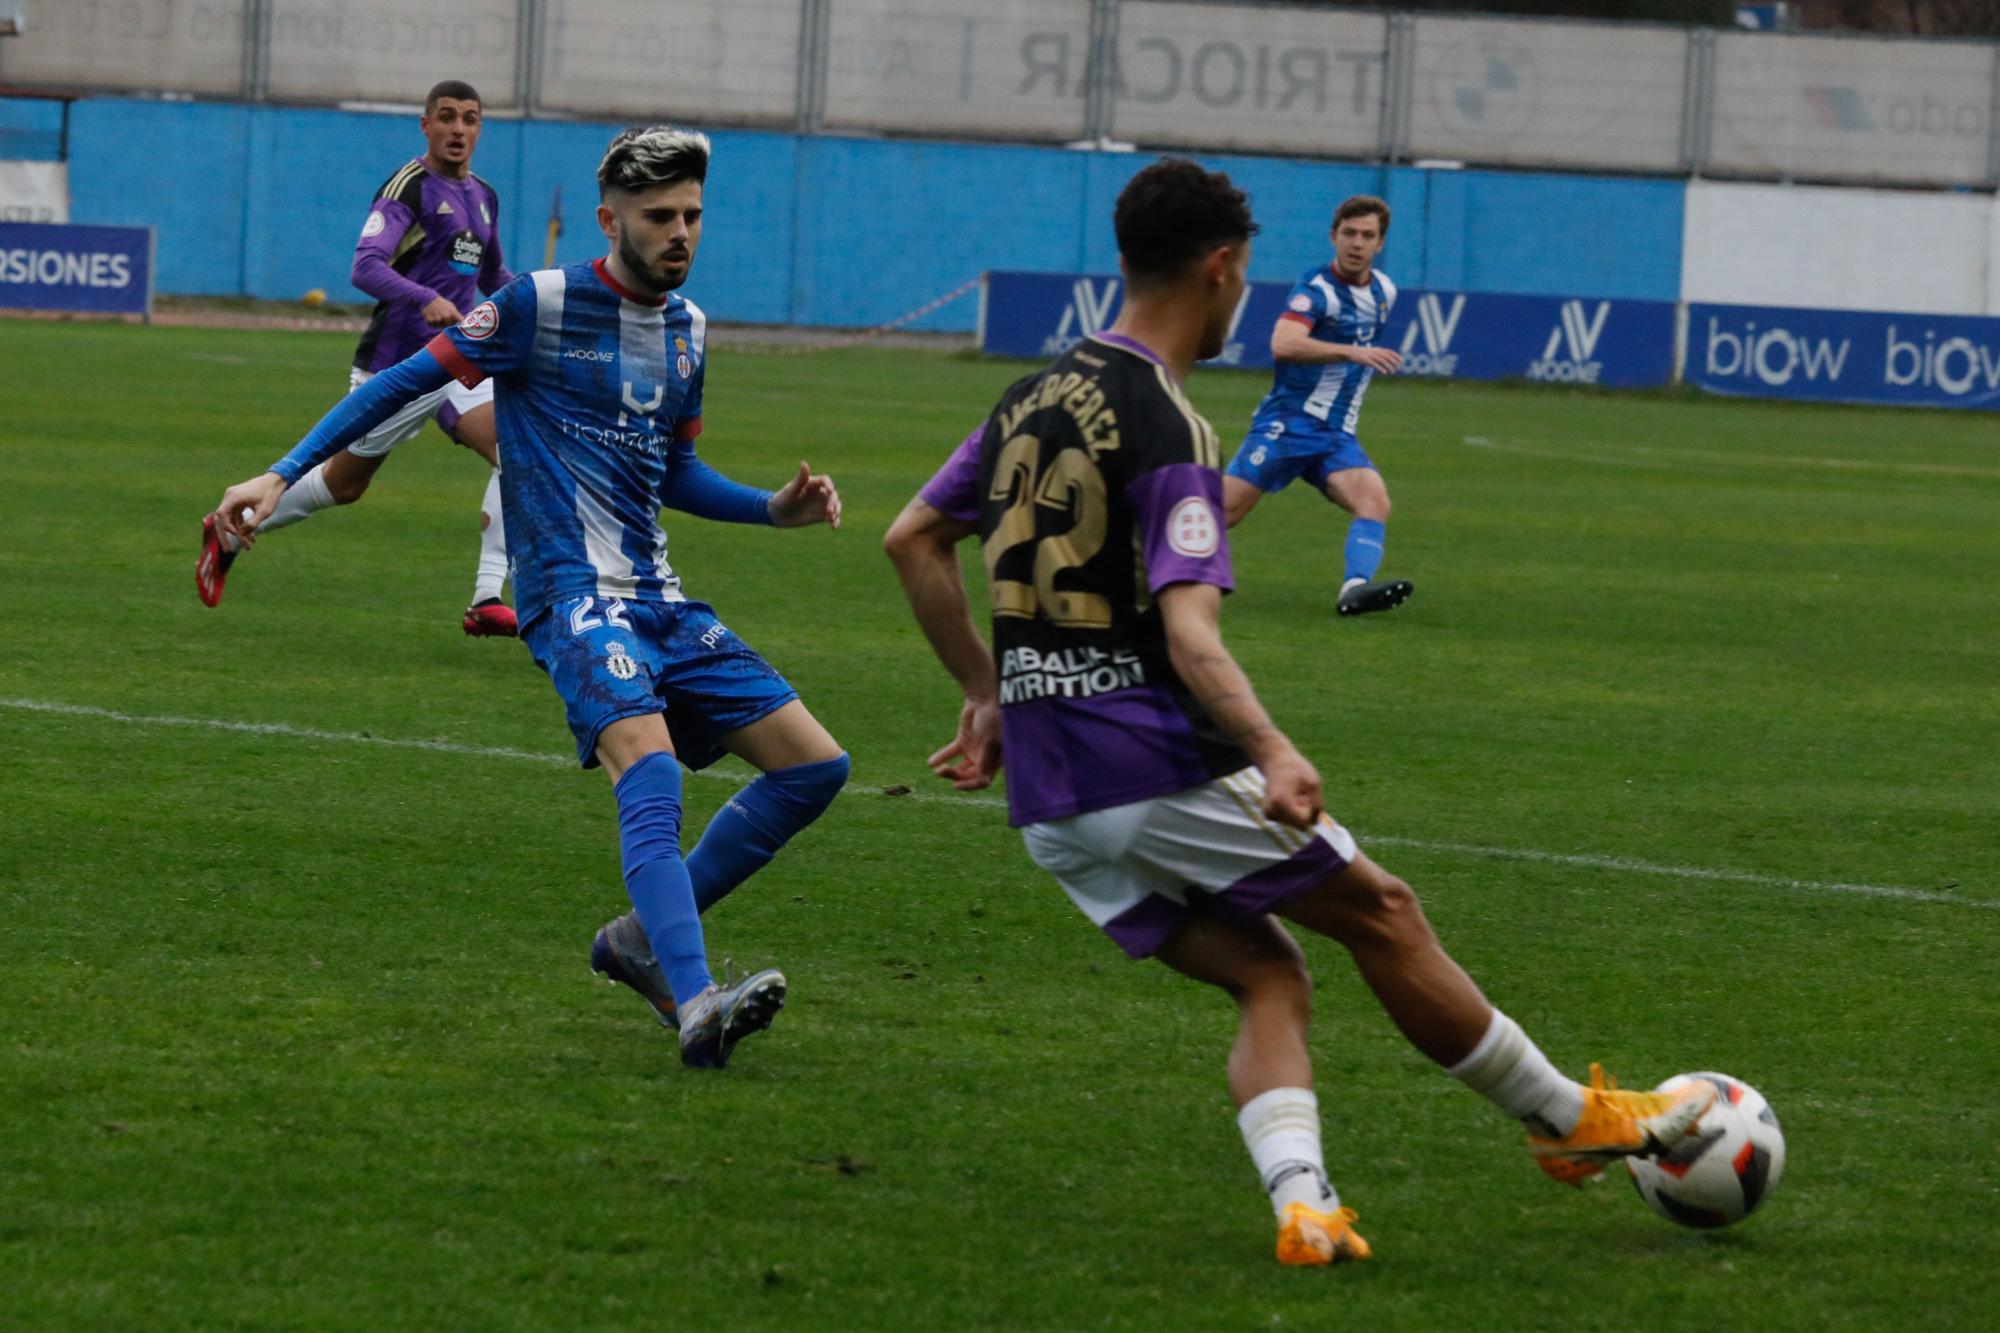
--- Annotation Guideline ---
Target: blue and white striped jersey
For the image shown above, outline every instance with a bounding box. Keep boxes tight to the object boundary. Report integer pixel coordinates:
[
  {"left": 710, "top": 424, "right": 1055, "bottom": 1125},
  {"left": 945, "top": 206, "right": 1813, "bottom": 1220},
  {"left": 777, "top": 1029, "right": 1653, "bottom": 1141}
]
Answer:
[
  {"left": 1253, "top": 264, "right": 1398, "bottom": 435},
  {"left": 429, "top": 258, "right": 709, "bottom": 626}
]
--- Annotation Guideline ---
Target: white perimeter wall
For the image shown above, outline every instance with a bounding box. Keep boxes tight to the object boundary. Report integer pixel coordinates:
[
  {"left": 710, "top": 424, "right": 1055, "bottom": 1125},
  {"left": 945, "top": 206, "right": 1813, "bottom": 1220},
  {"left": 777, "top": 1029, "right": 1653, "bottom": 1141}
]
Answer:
[{"left": 1682, "top": 179, "right": 2000, "bottom": 315}]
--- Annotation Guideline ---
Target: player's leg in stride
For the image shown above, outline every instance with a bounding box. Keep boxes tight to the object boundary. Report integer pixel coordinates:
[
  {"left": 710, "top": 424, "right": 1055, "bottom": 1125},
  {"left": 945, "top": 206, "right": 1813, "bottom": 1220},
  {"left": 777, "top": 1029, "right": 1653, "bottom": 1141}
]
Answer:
[
  {"left": 591, "top": 711, "right": 788, "bottom": 1070},
  {"left": 1149, "top": 909, "right": 1373, "bottom": 1267},
  {"left": 445, "top": 396, "right": 518, "bottom": 637},
  {"left": 592, "top": 699, "right": 849, "bottom": 1032},
  {"left": 1273, "top": 842, "right": 1716, "bottom": 1183},
  {"left": 1320, "top": 462, "right": 1412, "bottom": 617}
]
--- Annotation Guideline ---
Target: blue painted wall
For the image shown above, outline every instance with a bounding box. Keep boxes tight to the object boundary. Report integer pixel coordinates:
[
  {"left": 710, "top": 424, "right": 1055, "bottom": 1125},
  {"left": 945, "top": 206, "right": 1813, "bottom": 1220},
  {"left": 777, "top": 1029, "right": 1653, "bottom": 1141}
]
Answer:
[
  {"left": 20, "top": 95, "right": 1689, "bottom": 328},
  {"left": 0, "top": 96, "right": 64, "bottom": 159}
]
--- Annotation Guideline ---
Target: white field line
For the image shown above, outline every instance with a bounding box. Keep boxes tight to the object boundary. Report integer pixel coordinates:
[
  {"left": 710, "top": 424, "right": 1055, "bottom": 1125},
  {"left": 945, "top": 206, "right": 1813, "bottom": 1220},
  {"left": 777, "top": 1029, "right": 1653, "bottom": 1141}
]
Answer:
[
  {"left": 5, "top": 695, "right": 1989, "bottom": 913},
  {"left": 1462, "top": 434, "right": 2000, "bottom": 481}
]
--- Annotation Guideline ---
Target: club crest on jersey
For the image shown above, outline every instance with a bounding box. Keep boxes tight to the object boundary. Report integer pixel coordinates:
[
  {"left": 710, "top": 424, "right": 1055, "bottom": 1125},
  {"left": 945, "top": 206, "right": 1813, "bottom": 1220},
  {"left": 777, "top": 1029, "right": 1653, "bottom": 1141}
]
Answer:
[
  {"left": 360, "top": 210, "right": 386, "bottom": 239},
  {"left": 1167, "top": 498, "right": 1221, "bottom": 558},
  {"left": 605, "top": 642, "right": 639, "bottom": 681},
  {"left": 1288, "top": 293, "right": 1313, "bottom": 313},
  {"left": 459, "top": 301, "right": 499, "bottom": 340},
  {"left": 675, "top": 352, "right": 693, "bottom": 379}
]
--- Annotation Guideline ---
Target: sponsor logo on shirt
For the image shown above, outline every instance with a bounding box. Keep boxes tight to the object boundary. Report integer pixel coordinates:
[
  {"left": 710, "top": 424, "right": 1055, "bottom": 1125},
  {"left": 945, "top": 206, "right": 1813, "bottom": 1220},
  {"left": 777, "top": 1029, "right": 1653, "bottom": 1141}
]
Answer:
[
  {"left": 459, "top": 301, "right": 499, "bottom": 340},
  {"left": 437, "top": 201, "right": 454, "bottom": 215},
  {"left": 448, "top": 231, "right": 484, "bottom": 274},
  {"left": 360, "top": 210, "right": 387, "bottom": 240},
  {"left": 562, "top": 346, "right": 614, "bottom": 362},
  {"left": 1166, "top": 497, "right": 1221, "bottom": 558}
]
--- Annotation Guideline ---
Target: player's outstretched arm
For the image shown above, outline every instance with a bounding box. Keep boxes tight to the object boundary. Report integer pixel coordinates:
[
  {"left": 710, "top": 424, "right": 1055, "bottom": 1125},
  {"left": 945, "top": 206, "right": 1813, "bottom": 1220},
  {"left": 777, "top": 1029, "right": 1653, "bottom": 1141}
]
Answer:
[
  {"left": 884, "top": 496, "right": 999, "bottom": 790},
  {"left": 1270, "top": 318, "right": 1402, "bottom": 373},
  {"left": 1158, "top": 582, "right": 1322, "bottom": 828},
  {"left": 210, "top": 348, "right": 455, "bottom": 545}
]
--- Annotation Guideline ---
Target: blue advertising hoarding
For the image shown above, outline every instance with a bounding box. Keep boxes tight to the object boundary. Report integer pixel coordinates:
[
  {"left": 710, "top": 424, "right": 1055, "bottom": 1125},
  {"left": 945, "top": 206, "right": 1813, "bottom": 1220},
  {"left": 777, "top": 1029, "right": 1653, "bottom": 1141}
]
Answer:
[
  {"left": 0, "top": 222, "right": 154, "bottom": 318},
  {"left": 1688, "top": 303, "right": 2000, "bottom": 410},
  {"left": 980, "top": 271, "right": 1677, "bottom": 389}
]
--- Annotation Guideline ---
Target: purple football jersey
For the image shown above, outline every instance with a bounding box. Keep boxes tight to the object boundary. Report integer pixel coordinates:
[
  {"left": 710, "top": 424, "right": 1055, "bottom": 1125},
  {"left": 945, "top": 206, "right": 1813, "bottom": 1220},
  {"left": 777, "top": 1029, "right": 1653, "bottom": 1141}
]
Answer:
[
  {"left": 922, "top": 332, "right": 1246, "bottom": 827},
  {"left": 350, "top": 158, "right": 512, "bottom": 372}
]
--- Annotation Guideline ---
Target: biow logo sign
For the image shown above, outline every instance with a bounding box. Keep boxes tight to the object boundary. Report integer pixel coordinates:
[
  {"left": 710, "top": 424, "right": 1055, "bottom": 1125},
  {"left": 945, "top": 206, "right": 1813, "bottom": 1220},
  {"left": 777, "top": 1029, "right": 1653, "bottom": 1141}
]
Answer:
[
  {"left": 1884, "top": 325, "right": 2000, "bottom": 398},
  {"left": 1397, "top": 293, "right": 1464, "bottom": 376},
  {"left": 1704, "top": 316, "right": 1851, "bottom": 387}
]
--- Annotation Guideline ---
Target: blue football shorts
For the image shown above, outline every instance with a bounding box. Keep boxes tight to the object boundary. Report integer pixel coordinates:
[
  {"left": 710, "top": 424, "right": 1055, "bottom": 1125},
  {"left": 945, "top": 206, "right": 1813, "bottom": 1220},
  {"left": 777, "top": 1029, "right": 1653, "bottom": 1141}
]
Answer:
[
  {"left": 1225, "top": 413, "right": 1376, "bottom": 494},
  {"left": 523, "top": 596, "right": 799, "bottom": 770}
]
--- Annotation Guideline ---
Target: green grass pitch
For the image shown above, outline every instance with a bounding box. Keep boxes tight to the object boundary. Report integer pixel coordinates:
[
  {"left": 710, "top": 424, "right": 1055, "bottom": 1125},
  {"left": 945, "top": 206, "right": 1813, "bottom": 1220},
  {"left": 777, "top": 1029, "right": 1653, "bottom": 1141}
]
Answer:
[{"left": 2, "top": 318, "right": 1997, "bottom": 1329}]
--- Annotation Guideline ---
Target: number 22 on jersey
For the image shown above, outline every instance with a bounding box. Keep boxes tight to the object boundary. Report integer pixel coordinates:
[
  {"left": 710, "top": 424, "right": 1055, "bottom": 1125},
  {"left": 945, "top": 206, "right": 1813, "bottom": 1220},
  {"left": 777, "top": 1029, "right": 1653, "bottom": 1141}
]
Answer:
[{"left": 981, "top": 433, "right": 1112, "bottom": 629}]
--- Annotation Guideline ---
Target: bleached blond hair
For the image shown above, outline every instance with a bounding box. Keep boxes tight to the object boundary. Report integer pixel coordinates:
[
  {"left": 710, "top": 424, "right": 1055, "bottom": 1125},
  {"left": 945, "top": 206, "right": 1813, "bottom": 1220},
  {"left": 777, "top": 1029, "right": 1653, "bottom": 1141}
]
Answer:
[{"left": 596, "top": 126, "right": 711, "bottom": 199}]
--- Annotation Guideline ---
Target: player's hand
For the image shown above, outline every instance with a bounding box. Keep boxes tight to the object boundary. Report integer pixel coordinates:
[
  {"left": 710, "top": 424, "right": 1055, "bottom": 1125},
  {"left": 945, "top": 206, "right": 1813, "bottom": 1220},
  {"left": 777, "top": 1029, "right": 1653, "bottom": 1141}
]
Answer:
[
  {"left": 1259, "top": 747, "right": 1324, "bottom": 830},
  {"left": 420, "top": 295, "right": 464, "bottom": 328},
  {"left": 212, "top": 472, "right": 289, "bottom": 547},
  {"left": 1349, "top": 345, "right": 1402, "bottom": 374},
  {"left": 928, "top": 697, "right": 1001, "bottom": 790},
  {"left": 768, "top": 460, "right": 842, "bottom": 530}
]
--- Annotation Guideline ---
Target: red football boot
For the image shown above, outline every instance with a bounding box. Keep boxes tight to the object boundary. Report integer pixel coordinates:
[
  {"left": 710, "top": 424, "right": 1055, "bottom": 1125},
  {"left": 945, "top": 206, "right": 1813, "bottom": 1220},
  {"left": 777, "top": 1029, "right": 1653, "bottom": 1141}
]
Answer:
[
  {"left": 196, "top": 514, "right": 238, "bottom": 607},
  {"left": 462, "top": 598, "right": 519, "bottom": 637}
]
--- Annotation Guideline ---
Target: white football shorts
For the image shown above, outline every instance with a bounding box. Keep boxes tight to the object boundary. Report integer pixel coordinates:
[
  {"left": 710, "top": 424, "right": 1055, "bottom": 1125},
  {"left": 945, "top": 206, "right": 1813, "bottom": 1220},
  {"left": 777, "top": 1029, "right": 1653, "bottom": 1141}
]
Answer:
[
  {"left": 1020, "top": 766, "right": 1360, "bottom": 959},
  {"left": 344, "top": 366, "right": 494, "bottom": 458}
]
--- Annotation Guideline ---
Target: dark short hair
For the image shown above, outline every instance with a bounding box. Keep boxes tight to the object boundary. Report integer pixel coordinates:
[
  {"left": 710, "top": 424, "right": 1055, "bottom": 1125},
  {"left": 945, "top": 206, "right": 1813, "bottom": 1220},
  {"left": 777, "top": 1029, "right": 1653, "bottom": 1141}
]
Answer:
[
  {"left": 425, "top": 80, "right": 482, "bottom": 114},
  {"left": 597, "top": 125, "right": 713, "bottom": 199},
  {"left": 1333, "top": 195, "right": 1390, "bottom": 236},
  {"left": 1114, "top": 159, "right": 1257, "bottom": 286}
]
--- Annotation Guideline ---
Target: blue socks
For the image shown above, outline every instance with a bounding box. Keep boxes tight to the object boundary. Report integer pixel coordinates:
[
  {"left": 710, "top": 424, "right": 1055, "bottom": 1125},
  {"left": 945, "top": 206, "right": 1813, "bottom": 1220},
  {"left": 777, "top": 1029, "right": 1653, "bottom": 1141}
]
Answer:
[
  {"left": 688, "top": 753, "right": 850, "bottom": 913},
  {"left": 1344, "top": 517, "right": 1386, "bottom": 583},
  {"left": 613, "top": 751, "right": 711, "bottom": 1008}
]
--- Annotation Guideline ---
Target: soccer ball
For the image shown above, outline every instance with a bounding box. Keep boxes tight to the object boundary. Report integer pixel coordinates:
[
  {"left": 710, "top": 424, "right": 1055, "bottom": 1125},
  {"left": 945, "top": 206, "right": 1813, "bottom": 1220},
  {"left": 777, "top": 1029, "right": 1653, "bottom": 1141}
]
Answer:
[{"left": 1625, "top": 1072, "right": 1785, "bottom": 1228}]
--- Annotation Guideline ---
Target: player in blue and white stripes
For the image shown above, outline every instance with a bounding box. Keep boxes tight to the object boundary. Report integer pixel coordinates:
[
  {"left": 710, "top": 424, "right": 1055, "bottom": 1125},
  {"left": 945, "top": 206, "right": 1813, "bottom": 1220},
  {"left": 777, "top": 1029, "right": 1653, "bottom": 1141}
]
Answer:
[
  {"left": 208, "top": 127, "right": 849, "bottom": 1070},
  {"left": 1223, "top": 196, "right": 1413, "bottom": 618}
]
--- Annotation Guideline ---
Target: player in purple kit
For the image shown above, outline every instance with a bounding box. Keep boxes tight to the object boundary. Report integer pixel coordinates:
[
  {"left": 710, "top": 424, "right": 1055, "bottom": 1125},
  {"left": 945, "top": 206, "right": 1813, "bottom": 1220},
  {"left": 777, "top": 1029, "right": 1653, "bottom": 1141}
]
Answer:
[
  {"left": 884, "top": 160, "right": 1714, "bottom": 1266},
  {"left": 197, "top": 79, "right": 519, "bottom": 636}
]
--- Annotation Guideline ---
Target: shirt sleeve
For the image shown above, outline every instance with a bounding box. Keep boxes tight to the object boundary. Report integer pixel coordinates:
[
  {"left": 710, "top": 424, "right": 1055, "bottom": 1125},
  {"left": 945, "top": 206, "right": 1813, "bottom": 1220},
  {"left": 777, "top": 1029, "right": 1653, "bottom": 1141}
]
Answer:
[
  {"left": 658, "top": 441, "right": 773, "bottom": 524},
  {"left": 674, "top": 355, "right": 704, "bottom": 443},
  {"left": 1277, "top": 275, "right": 1326, "bottom": 331},
  {"left": 350, "top": 197, "right": 435, "bottom": 307},
  {"left": 916, "top": 425, "right": 984, "bottom": 523},
  {"left": 424, "top": 273, "right": 537, "bottom": 386},
  {"left": 1123, "top": 408, "right": 1232, "bottom": 595},
  {"left": 480, "top": 187, "right": 514, "bottom": 294},
  {"left": 269, "top": 348, "right": 454, "bottom": 484}
]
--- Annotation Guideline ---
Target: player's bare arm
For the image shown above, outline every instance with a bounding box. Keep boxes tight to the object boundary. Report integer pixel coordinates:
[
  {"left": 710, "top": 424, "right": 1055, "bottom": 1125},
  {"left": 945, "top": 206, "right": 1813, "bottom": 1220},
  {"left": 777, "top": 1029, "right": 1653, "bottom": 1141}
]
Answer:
[
  {"left": 1158, "top": 581, "right": 1322, "bottom": 828},
  {"left": 884, "top": 496, "right": 1000, "bottom": 790},
  {"left": 1269, "top": 318, "right": 1402, "bottom": 373},
  {"left": 767, "top": 460, "right": 842, "bottom": 529}
]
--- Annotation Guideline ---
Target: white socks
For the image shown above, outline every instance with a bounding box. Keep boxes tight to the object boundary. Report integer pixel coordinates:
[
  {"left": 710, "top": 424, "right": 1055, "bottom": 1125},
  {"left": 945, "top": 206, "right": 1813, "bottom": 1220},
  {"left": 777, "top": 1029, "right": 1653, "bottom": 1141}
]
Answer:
[
  {"left": 1238, "top": 1087, "right": 1338, "bottom": 1218},
  {"left": 262, "top": 461, "right": 336, "bottom": 533},
  {"left": 1446, "top": 1009, "right": 1586, "bottom": 1138},
  {"left": 472, "top": 467, "right": 508, "bottom": 604}
]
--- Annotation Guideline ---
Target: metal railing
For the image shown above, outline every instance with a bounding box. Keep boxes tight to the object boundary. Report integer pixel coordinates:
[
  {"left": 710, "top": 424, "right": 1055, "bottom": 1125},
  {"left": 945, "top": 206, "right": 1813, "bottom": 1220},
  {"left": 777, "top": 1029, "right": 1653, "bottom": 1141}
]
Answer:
[{"left": 2, "top": 0, "right": 1995, "bottom": 189}]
